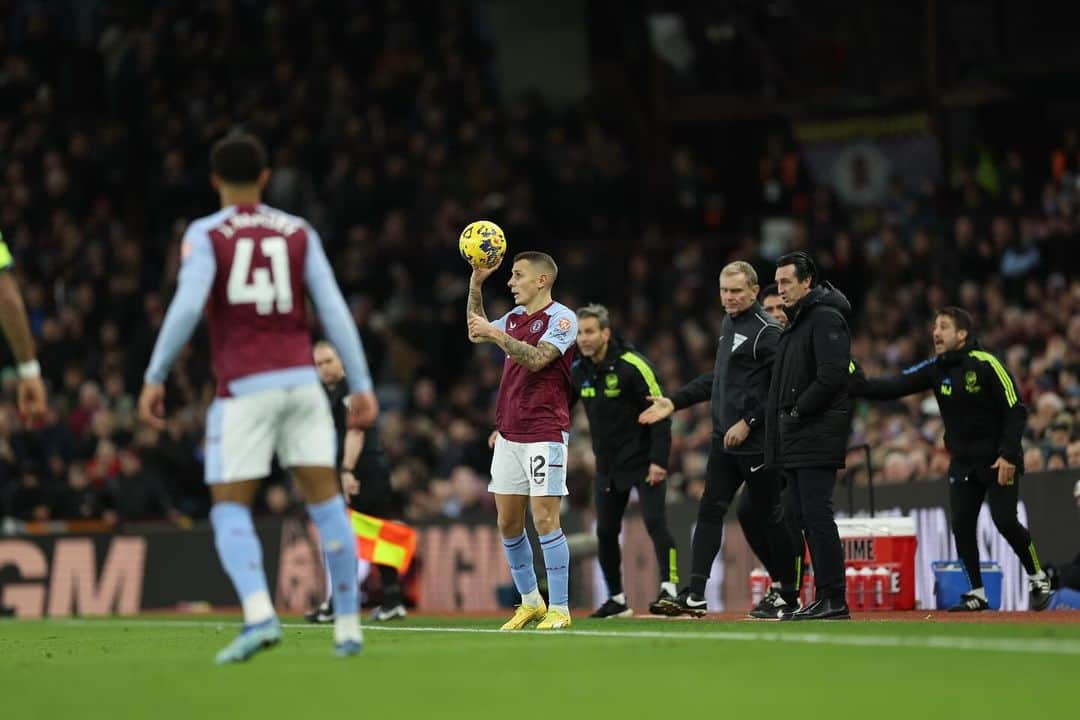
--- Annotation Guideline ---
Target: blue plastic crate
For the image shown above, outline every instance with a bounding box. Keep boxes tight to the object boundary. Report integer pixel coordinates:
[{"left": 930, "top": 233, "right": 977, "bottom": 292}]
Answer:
[{"left": 932, "top": 560, "right": 1003, "bottom": 610}]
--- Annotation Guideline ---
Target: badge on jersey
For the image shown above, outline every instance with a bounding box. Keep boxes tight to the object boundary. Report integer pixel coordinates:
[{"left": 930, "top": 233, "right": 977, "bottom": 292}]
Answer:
[{"left": 964, "top": 371, "right": 980, "bottom": 394}]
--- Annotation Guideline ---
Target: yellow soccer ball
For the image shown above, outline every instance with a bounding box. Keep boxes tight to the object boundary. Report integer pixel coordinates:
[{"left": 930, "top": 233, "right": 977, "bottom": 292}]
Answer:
[{"left": 458, "top": 220, "right": 507, "bottom": 269}]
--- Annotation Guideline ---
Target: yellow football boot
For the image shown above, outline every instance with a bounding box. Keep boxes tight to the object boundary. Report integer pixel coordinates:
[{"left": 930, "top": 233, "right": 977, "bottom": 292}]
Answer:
[
  {"left": 535, "top": 608, "right": 572, "bottom": 630},
  {"left": 500, "top": 601, "right": 547, "bottom": 631}
]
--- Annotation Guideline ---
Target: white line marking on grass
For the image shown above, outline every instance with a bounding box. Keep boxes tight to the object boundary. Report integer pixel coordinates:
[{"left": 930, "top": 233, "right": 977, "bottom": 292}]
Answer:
[{"left": 49, "top": 618, "right": 1080, "bottom": 657}]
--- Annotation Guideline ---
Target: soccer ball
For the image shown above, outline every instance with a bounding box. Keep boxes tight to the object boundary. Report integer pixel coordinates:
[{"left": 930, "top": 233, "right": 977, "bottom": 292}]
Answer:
[{"left": 459, "top": 220, "right": 507, "bottom": 269}]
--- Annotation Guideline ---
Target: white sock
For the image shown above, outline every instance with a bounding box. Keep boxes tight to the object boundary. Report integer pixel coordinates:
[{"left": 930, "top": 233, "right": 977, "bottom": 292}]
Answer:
[
  {"left": 357, "top": 558, "right": 372, "bottom": 584},
  {"left": 550, "top": 604, "right": 569, "bottom": 615},
  {"left": 334, "top": 613, "right": 362, "bottom": 644},
  {"left": 969, "top": 586, "right": 987, "bottom": 601},
  {"left": 521, "top": 588, "right": 544, "bottom": 607},
  {"left": 611, "top": 592, "right": 626, "bottom": 604},
  {"left": 241, "top": 590, "right": 275, "bottom": 626},
  {"left": 660, "top": 582, "right": 677, "bottom": 598}
]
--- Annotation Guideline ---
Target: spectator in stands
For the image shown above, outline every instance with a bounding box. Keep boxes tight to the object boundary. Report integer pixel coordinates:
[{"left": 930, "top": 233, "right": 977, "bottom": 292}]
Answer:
[
  {"left": 1, "top": 2, "right": 1079, "bottom": 525},
  {"left": 1067, "top": 439, "right": 1080, "bottom": 469}
]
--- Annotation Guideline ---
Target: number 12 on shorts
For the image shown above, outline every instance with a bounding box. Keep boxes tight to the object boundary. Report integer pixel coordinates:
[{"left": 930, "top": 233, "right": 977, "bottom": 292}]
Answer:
[{"left": 530, "top": 455, "right": 546, "bottom": 485}]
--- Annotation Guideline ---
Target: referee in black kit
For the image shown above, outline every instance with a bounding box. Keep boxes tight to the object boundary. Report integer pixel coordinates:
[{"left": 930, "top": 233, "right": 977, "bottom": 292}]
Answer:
[
  {"left": 766, "top": 252, "right": 853, "bottom": 620},
  {"left": 306, "top": 340, "right": 406, "bottom": 623},
  {"left": 571, "top": 304, "right": 678, "bottom": 617}
]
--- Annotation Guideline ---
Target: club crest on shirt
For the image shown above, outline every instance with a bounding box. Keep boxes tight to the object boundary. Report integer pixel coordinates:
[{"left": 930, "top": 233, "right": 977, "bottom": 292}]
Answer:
[
  {"left": 964, "top": 370, "right": 980, "bottom": 394},
  {"left": 530, "top": 319, "right": 543, "bottom": 333}
]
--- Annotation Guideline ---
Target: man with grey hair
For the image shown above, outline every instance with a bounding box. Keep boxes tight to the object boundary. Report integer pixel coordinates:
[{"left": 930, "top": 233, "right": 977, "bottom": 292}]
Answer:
[
  {"left": 571, "top": 303, "right": 676, "bottom": 617},
  {"left": 641, "top": 261, "right": 798, "bottom": 618}
]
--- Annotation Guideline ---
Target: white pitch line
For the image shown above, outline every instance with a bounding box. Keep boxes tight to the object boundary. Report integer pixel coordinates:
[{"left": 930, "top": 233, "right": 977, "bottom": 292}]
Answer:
[{"left": 47, "top": 618, "right": 1080, "bottom": 657}]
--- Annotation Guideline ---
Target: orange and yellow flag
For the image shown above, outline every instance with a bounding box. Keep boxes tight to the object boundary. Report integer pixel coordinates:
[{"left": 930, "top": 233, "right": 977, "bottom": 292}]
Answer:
[{"left": 350, "top": 511, "right": 417, "bottom": 573}]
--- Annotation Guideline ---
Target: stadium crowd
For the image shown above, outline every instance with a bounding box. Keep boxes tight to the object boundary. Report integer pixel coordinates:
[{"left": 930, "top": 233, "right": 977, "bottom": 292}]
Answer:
[{"left": 0, "top": 1, "right": 1078, "bottom": 526}]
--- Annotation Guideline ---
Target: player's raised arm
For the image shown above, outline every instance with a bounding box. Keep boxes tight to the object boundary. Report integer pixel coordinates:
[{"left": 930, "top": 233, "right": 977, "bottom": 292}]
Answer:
[
  {"left": 302, "top": 226, "right": 377, "bottom": 428},
  {"left": 466, "top": 260, "right": 502, "bottom": 343},
  {"left": 139, "top": 226, "right": 217, "bottom": 429}
]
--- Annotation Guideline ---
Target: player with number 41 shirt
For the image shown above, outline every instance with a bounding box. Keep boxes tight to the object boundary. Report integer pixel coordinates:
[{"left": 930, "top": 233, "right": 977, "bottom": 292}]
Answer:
[{"left": 138, "top": 133, "right": 375, "bottom": 663}]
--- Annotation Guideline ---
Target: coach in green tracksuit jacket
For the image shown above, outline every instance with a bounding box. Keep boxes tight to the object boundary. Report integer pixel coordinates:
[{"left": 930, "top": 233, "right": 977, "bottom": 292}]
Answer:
[
  {"left": 571, "top": 304, "right": 676, "bottom": 618},
  {"left": 850, "top": 306, "right": 1052, "bottom": 611}
]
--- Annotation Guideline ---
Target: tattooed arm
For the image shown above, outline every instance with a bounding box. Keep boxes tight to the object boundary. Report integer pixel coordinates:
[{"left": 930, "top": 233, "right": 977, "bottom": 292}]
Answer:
[
  {"left": 467, "top": 313, "right": 562, "bottom": 370},
  {"left": 495, "top": 337, "right": 563, "bottom": 372},
  {"left": 466, "top": 261, "right": 501, "bottom": 343},
  {"left": 466, "top": 318, "right": 563, "bottom": 371},
  {"left": 466, "top": 282, "right": 488, "bottom": 343}
]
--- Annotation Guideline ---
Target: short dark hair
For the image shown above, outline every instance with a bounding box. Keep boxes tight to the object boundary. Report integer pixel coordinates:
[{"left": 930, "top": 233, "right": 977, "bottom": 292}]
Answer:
[
  {"left": 760, "top": 283, "right": 780, "bottom": 298},
  {"left": 936, "top": 306, "right": 974, "bottom": 335},
  {"left": 210, "top": 133, "right": 268, "bottom": 184},
  {"left": 513, "top": 251, "right": 559, "bottom": 284},
  {"left": 776, "top": 251, "right": 817, "bottom": 285}
]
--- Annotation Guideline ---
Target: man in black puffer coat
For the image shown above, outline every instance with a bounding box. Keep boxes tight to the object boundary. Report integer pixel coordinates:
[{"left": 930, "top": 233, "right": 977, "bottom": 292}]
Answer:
[{"left": 766, "top": 251, "right": 853, "bottom": 620}]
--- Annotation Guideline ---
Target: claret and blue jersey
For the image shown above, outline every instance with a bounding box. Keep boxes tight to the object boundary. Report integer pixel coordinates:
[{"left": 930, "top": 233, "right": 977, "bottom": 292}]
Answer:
[
  {"left": 144, "top": 203, "right": 372, "bottom": 398},
  {"left": 491, "top": 300, "right": 578, "bottom": 444}
]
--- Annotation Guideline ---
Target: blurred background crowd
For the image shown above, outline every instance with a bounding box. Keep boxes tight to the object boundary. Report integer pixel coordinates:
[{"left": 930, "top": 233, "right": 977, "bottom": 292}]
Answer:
[{"left": 1, "top": 0, "right": 1078, "bottom": 527}]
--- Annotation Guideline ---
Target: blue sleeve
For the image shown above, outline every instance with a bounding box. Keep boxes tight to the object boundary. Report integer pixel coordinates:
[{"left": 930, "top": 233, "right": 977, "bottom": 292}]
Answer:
[
  {"left": 144, "top": 225, "right": 217, "bottom": 384},
  {"left": 539, "top": 306, "right": 578, "bottom": 355},
  {"left": 304, "top": 227, "right": 373, "bottom": 393},
  {"left": 491, "top": 312, "right": 510, "bottom": 333}
]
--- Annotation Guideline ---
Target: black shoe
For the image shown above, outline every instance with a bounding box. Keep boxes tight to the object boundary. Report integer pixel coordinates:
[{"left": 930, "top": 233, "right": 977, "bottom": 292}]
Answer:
[
  {"left": 947, "top": 592, "right": 989, "bottom": 612},
  {"left": 657, "top": 588, "right": 707, "bottom": 618},
  {"left": 590, "top": 597, "right": 633, "bottom": 618},
  {"left": 748, "top": 587, "right": 795, "bottom": 619},
  {"left": 1029, "top": 577, "right": 1053, "bottom": 611},
  {"left": 305, "top": 598, "right": 334, "bottom": 624},
  {"left": 780, "top": 597, "right": 850, "bottom": 621},
  {"left": 0, "top": 605, "right": 14, "bottom": 618},
  {"left": 370, "top": 602, "right": 408, "bottom": 621},
  {"left": 648, "top": 588, "right": 677, "bottom": 616}
]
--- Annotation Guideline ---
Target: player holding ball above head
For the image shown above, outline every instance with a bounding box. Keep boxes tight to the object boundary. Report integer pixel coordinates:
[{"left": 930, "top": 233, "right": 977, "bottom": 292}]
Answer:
[
  {"left": 139, "top": 133, "right": 377, "bottom": 663},
  {"left": 462, "top": 222, "right": 579, "bottom": 630}
]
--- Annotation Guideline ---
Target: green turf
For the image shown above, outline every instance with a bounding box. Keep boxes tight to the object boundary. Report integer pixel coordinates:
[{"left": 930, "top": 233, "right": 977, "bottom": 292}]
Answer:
[{"left": 2, "top": 615, "right": 1077, "bottom": 719}]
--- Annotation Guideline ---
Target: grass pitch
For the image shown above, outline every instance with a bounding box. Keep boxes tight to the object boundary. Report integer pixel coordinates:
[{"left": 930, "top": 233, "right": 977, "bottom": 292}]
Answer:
[{"left": 2, "top": 614, "right": 1077, "bottom": 719}]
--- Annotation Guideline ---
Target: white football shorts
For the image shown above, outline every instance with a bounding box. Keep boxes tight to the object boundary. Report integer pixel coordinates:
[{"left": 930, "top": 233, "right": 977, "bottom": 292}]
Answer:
[
  {"left": 488, "top": 432, "right": 569, "bottom": 497},
  {"left": 204, "top": 382, "right": 335, "bottom": 484}
]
